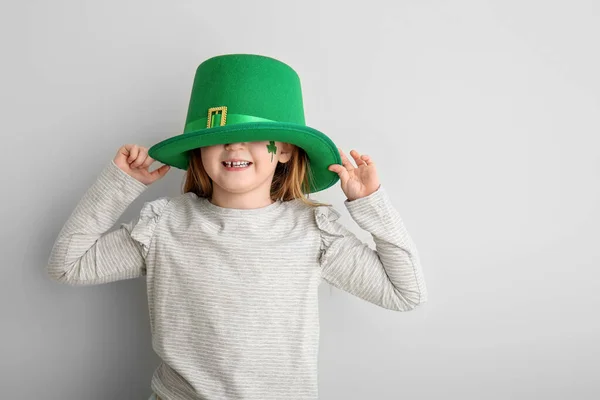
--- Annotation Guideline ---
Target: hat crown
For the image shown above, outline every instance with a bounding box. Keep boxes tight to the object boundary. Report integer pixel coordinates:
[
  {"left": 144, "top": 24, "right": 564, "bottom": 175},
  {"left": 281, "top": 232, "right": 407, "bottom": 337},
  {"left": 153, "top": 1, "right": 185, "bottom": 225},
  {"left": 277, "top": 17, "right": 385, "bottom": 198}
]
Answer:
[{"left": 185, "top": 54, "right": 306, "bottom": 129}]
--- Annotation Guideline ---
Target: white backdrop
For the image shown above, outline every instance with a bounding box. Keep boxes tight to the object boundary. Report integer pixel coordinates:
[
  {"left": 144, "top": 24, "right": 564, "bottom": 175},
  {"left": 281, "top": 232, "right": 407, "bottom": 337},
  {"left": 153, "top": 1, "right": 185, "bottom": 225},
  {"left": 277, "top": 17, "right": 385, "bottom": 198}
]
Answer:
[{"left": 1, "top": 0, "right": 598, "bottom": 399}]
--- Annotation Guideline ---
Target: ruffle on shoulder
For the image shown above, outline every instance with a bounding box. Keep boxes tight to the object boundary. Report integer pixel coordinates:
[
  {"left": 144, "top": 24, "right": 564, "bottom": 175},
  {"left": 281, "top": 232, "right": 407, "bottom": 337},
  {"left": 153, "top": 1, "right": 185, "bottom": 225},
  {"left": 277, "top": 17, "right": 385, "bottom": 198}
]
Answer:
[
  {"left": 314, "top": 205, "right": 346, "bottom": 254},
  {"left": 127, "top": 197, "right": 171, "bottom": 257}
]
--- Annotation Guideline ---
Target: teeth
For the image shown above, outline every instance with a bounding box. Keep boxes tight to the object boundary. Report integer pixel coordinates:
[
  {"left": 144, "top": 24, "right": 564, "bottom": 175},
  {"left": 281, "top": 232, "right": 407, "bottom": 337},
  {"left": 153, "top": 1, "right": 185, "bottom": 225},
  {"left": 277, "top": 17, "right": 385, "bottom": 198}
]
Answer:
[{"left": 224, "top": 161, "right": 250, "bottom": 167}]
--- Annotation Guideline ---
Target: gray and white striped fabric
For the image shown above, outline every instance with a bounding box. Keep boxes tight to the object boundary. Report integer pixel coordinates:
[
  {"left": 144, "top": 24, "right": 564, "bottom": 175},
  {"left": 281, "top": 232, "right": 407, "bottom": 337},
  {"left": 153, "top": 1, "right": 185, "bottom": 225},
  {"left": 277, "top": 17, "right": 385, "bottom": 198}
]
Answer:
[{"left": 47, "top": 159, "right": 427, "bottom": 400}]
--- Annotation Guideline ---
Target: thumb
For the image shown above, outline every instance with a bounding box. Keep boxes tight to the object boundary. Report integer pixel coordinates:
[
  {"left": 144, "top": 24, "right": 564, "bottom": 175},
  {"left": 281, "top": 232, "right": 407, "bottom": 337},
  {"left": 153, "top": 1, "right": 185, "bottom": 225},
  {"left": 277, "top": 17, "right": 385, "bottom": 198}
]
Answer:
[{"left": 149, "top": 164, "right": 171, "bottom": 181}]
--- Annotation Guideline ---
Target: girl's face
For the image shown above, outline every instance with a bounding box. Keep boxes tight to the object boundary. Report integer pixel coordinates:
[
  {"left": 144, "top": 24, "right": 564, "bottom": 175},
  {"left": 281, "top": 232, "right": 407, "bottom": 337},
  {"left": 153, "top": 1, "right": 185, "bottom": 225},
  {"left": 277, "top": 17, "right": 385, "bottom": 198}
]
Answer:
[{"left": 200, "top": 140, "right": 292, "bottom": 203}]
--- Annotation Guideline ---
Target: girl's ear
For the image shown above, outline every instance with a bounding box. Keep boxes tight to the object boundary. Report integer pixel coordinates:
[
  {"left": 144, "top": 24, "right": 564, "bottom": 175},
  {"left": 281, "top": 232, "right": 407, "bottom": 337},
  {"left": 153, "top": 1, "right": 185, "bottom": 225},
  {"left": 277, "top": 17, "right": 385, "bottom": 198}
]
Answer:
[{"left": 278, "top": 142, "right": 294, "bottom": 163}]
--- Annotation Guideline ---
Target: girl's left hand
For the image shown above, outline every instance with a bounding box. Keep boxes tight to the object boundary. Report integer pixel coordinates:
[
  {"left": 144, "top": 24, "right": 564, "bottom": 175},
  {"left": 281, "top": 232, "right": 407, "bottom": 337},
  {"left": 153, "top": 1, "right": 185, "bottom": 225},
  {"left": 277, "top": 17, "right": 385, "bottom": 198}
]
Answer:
[{"left": 328, "top": 148, "right": 381, "bottom": 201}]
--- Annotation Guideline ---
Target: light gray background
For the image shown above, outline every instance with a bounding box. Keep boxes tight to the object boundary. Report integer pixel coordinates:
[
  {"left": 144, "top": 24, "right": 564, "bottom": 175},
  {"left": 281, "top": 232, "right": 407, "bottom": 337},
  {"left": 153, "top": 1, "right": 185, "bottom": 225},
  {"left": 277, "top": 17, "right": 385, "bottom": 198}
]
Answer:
[{"left": 1, "top": 0, "right": 598, "bottom": 399}]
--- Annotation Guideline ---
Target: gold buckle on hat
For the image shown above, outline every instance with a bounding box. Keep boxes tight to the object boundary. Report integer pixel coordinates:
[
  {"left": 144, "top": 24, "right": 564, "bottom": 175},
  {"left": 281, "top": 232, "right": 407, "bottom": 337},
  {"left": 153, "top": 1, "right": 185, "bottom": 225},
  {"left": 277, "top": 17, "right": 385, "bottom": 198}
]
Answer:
[{"left": 207, "top": 106, "right": 228, "bottom": 128}]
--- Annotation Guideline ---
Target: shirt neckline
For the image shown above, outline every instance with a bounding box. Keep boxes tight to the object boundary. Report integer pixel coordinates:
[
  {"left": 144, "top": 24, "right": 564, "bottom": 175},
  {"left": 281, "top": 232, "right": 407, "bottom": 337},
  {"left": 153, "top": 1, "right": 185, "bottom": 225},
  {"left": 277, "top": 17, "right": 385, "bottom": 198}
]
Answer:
[{"left": 199, "top": 197, "right": 284, "bottom": 216}]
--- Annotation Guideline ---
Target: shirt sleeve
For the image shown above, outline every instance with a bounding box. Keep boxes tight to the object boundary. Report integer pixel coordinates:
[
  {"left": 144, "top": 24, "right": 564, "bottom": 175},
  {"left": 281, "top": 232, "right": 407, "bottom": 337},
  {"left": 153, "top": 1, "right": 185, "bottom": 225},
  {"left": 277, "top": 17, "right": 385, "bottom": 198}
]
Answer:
[
  {"left": 315, "top": 185, "right": 428, "bottom": 311},
  {"left": 46, "top": 160, "right": 171, "bottom": 286}
]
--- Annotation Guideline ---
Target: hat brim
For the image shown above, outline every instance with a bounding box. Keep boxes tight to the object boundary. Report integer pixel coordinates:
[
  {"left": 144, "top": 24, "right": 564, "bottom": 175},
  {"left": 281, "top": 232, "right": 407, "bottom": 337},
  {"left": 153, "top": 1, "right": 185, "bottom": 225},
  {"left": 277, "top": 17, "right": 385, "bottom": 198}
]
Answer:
[{"left": 148, "top": 122, "right": 342, "bottom": 194}]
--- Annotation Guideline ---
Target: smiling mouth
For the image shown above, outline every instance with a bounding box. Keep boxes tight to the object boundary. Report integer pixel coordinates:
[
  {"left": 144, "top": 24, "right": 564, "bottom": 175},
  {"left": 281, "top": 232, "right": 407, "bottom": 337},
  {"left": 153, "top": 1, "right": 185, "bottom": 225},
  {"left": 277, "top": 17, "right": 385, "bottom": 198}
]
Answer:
[{"left": 222, "top": 161, "right": 252, "bottom": 168}]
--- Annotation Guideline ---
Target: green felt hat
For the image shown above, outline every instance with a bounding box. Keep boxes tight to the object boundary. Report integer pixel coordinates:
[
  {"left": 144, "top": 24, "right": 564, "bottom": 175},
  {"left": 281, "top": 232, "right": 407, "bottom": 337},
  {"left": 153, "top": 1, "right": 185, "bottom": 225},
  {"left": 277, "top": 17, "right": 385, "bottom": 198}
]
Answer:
[{"left": 148, "top": 53, "right": 341, "bottom": 194}]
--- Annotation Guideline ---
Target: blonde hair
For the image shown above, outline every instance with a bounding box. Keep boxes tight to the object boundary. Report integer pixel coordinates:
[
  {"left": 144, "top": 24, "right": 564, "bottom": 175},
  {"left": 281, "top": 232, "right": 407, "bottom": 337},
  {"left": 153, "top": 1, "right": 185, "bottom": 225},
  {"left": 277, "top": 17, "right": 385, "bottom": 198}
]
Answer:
[{"left": 182, "top": 145, "right": 331, "bottom": 208}]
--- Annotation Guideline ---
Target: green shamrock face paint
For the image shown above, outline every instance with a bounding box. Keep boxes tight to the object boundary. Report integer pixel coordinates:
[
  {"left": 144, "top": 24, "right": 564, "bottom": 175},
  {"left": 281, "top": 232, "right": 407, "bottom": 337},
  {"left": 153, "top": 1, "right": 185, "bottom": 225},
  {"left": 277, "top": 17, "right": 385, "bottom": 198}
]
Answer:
[{"left": 267, "top": 141, "right": 277, "bottom": 162}]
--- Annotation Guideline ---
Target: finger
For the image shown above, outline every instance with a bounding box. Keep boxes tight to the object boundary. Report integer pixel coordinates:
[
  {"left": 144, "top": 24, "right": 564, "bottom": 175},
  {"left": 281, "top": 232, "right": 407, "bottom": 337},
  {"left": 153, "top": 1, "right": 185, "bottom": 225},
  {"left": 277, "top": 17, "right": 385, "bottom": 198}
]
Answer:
[
  {"left": 360, "top": 154, "right": 375, "bottom": 166},
  {"left": 127, "top": 144, "right": 139, "bottom": 164},
  {"left": 131, "top": 148, "right": 148, "bottom": 169},
  {"left": 118, "top": 144, "right": 134, "bottom": 158},
  {"left": 350, "top": 150, "right": 367, "bottom": 166},
  {"left": 140, "top": 154, "right": 155, "bottom": 170},
  {"left": 337, "top": 148, "right": 355, "bottom": 171}
]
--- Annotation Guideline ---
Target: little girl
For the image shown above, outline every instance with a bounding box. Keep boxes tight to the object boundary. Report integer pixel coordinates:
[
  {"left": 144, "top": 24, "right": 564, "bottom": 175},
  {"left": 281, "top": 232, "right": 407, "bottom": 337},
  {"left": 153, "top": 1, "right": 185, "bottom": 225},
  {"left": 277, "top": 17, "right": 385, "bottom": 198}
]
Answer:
[{"left": 47, "top": 54, "right": 427, "bottom": 400}]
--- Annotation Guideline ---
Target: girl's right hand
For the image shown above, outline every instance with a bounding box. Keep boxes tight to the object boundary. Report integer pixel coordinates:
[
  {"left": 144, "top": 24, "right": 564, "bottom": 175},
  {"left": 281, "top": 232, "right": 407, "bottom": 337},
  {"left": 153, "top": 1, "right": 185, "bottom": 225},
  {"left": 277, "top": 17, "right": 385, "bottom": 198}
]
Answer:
[{"left": 113, "top": 144, "right": 171, "bottom": 185}]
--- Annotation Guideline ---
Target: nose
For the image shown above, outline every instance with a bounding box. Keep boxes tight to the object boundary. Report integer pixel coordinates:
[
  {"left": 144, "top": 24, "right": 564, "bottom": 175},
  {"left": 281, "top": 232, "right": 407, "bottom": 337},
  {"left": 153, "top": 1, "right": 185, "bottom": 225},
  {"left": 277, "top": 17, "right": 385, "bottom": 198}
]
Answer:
[{"left": 224, "top": 142, "right": 246, "bottom": 149}]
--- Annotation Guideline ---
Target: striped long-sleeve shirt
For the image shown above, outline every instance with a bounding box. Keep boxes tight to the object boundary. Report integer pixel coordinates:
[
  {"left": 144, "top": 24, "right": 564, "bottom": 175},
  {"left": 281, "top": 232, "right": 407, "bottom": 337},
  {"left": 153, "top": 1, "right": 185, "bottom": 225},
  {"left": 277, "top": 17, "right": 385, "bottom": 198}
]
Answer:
[{"left": 47, "top": 159, "right": 428, "bottom": 400}]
